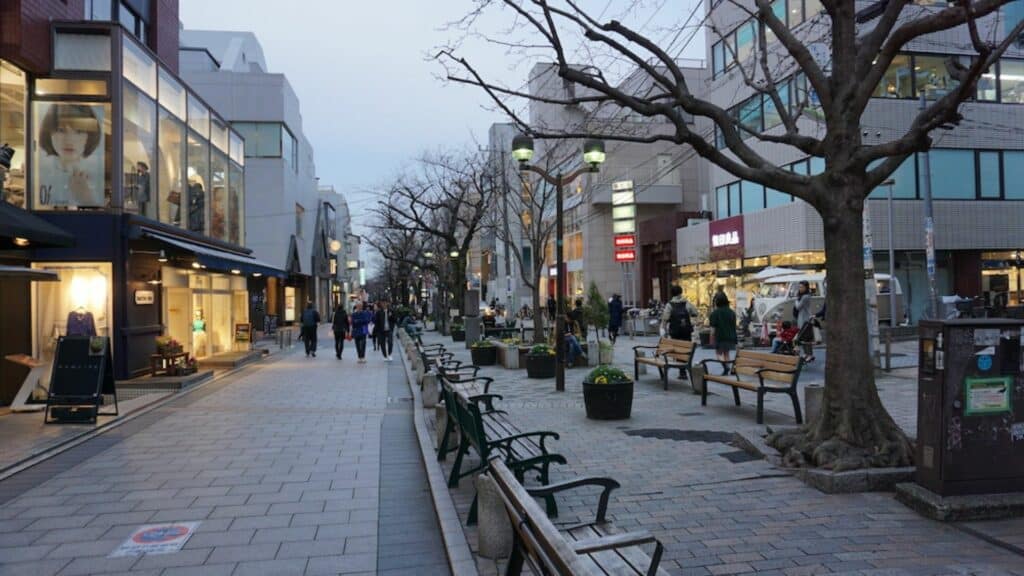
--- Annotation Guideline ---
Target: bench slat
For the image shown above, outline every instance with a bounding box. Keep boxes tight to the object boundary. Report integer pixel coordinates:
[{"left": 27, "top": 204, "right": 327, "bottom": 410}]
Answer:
[{"left": 567, "top": 525, "right": 669, "bottom": 576}]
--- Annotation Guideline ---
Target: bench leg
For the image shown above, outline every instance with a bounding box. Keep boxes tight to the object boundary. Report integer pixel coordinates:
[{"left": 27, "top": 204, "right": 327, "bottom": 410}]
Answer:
[
  {"left": 634, "top": 360, "right": 639, "bottom": 382},
  {"left": 468, "top": 493, "right": 478, "bottom": 525},
  {"left": 701, "top": 378, "right": 708, "bottom": 406},
  {"left": 448, "top": 440, "right": 468, "bottom": 488},
  {"left": 732, "top": 385, "right": 742, "bottom": 406},
  {"left": 506, "top": 533, "right": 525, "bottom": 576},
  {"left": 756, "top": 389, "right": 765, "bottom": 425},
  {"left": 790, "top": 389, "right": 804, "bottom": 424},
  {"left": 437, "top": 411, "right": 455, "bottom": 461},
  {"left": 658, "top": 366, "right": 667, "bottom": 390}
]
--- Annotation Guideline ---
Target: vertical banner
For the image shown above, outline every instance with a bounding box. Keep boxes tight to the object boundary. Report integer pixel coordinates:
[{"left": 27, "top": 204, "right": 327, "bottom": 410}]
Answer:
[{"left": 863, "top": 204, "right": 879, "bottom": 365}]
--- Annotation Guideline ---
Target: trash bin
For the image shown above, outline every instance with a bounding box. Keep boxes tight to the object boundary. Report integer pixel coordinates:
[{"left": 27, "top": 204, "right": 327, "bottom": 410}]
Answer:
[{"left": 915, "top": 319, "right": 1024, "bottom": 496}]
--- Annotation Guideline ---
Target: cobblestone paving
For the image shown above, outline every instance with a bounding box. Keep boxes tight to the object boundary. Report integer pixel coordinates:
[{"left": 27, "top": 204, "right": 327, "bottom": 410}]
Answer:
[
  {"left": 419, "top": 332, "right": 1024, "bottom": 576},
  {"left": 0, "top": 326, "right": 447, "bottom": 575}
]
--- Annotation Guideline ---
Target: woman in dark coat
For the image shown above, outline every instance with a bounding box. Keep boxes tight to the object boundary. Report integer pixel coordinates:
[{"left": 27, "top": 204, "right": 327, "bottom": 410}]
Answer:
[
  {"left": 331, "top": 304, "right": 349, "bottom": 360},
  {"left": 608, "top": 294, "right": 624, "bottom": 344}
]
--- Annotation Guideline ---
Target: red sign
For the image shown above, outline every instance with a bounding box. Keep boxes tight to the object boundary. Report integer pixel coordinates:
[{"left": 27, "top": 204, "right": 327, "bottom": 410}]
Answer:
[
  {"left": 614, "top": 249, "right": 636, "bottom": 263},
  {"left": 709, "top": 215, "right": 744, "bottom": 260},
  {"left": 613, "top": 234, "right": 636, "bottom": 248}
]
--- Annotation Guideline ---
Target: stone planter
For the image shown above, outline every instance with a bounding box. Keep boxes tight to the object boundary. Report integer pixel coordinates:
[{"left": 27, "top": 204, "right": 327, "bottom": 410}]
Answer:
[
  {"left": 495, "top": 342, "right": 520, "bottom": 369},
  {"left": 470, "top": 346, "right": 497, "bottom": 366},
  {"left": 451, "top": 328, "right": 465, "bottom": 342},
  {"left": 582, "top": 379, "right": 633, "bottom": 420},
  {"left": 525, "top": 353, "right": 556, "bottom": 379},
  {"left": 598, "top": 344, "right": 614, "bottom": 365},
  {"left": 517, "top": 346, "right": 532, "bottom": 367}
]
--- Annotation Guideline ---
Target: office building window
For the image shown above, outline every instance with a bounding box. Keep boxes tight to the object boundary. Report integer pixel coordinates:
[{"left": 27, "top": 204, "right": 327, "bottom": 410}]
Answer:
[
  {"left": 915, "top": 54, "right": 960, "bottom": 99},
  {"left": 296, "top": 204, "right": 304, "bottom": 237},
  {"left": 736, "top": 22, "right": 756, "bottom": 63},
  {"left": 869, "top": 155, "right": 918, "bottom": 199},
  {"left": 924, "top": 149, "right": 974, "bottom": 199},
  {"left": 977, "top": 61, "right": 999, "bottom": 101},
  {"left": 766, "top": 188, "right": 791, "bottom": 207},
  {"left": 739, "top": 96, "right": 763, "bottom": 133},
  {"left": 978, "top": 151, "right": 1001, "bottom": 198},
  {"left": 716, "top": 186, "right": 729, "bottom": 219},
  {"left": 232, "top": 122, "right": 285, "bottom": 157},
  {"left": 728, "top": 182, "right": 741, "bottom": 217},
  {"left": 1003, "top": 151, "right": 1024, "bottom": 199},
  {"left": 741, "top": 181, "right": 765, "bottom": 213},
  {"left": 85, "top": 0, "right": 113, "bottom": 20},
  {"left": 283, "top": 126, "right": 297, "bottom": 172},
  {"left": 875, "top": 55, "right": 914, "bottom": 98},
  {"left": 1000, "top": 59, "right": 1024, "bottom": 103}
]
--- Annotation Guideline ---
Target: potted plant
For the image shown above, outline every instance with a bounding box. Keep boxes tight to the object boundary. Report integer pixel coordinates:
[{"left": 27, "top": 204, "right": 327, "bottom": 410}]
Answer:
[
  {"left": 155, "top": 336, "right": 182, "bottom": 356},
  {"left": 451, "top": 319, "right": 465, "bottom": 342},
  {"left": 582, "top": 365, "right": 633, "bottom": 420},
  {"left": 598, "top": 340, "right": 614, "bottom": 364},
  {"left": 525, "top": 344, "right": 556, "bottom": 379},
  {"left": 470, "top": 339, "right": 497, "bottom": 365}
]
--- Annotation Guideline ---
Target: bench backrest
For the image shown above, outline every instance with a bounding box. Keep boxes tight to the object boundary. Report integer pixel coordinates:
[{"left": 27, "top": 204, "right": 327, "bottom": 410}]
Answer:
[
  {"left": 454, "top": 389, "right": 489, "bottom": 456},
  {"left": 734, "top": 350, "right": 802, "bottom": 382},
  {"left": 656, "top": 338, "right": 695, "bottom": 361},
  {"left": 489, "top": 458, "right": 597, "bottom": 576}
]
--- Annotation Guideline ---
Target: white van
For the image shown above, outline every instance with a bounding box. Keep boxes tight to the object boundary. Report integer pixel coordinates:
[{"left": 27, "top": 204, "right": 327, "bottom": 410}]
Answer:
[{"left": 749, "top": 272, "right": 904, "bottom": 336}]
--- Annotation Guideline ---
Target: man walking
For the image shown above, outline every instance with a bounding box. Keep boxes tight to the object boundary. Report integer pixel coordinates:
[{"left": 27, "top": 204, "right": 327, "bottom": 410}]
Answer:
[
  {"left": 300, "top": 302, "right": 321, "bottom": 357},
  {"left": 374, "top": 299, "right": 395, "bottom": 361},
  {"left": 661, "top": 285, "right": 697, "bottom": 341},
  {"left": 331, "top": 303, "right": 349, "bottom": 359},
  {"left": 350, "top": 303, "right": 372, "bottom": 363},
  {"left": 608, "top": 293, "right": 623, "bottom": 344}
]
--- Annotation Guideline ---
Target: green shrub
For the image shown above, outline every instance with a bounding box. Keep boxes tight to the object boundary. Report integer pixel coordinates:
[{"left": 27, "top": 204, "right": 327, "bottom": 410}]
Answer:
[
  {"left": 529, "top": 344, "right": 555, "bottom": 356},
  {"left": 586, "top": 365, "right": 631, "bottom": 384},
  {"left": 471, "top": 339, "right": 495, "bottom": 348}
]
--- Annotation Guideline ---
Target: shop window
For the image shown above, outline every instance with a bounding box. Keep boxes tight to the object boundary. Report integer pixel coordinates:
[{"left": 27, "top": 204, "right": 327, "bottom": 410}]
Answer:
[
  {"left": 123, "top": 85, "right": 156, "bottom": 219},
  {"left": 999, "top": 59, "right": 1024, "bottom": 103},
  {"left": 122, "top": 37, "right": 156, "bottom": 98},
  {"left": 766, "top": 188, "right": 791, "bottom": 207},
  {"left": 158, "top": 109, "right": 186, "bottom": 227},
  {"left": 739, "top": 96, "right": 763, "bottom": 133},
  {"left": 978, "top": 151, "right": 1001, "bottom": 198},
  {"left": 712, "top": 41, "right": 726, "bottom": 77},
  {"left": 232, "top": 122, "right": 282, "bottom": 157},
  {"left": 741, "top": 181, "right": 765, "bottom": 213},
  {"left": 187, "top": 132, "right": 210, "bottom": 234},
  {"left": 229, "top": 162, "right": 244, "bottom": 245},
  {"left": 211, "top": 150, "right": 229, "bottom": 241},
  {"left": 32, "top": 101, "right": 111, "bottom": 210},
  {"left": 728, "top": 182, "right": 741, "bottom": 217},
  {"left": 869, "top": 154, "right": 917, "bottom": 199},
  {"left": 54, "top": 32, "right": 111, "bottom": 72},
  {"left": 922, "top": 149, "right": 975, "bottom": 199},
  {"left": 211, "top": 119, "right": 229, "bottom": 154},
  {"left": 32, "top": 263, "right": 113, "bottom": 384},
  {"left": 736, "top": 22, "right": 756, "bottom": 64},
  {"left": 874, "top": 55, "right": 913, "bottom": 98},
  {"left": 35, "top": 79, "right": 107, "bottom": 97},
  {"left": 1003, "top": 151, "right": 1024, "bottom": 199},
  {"left": 0, "top": 61, "right": 27, "bottom": 208},
  {"left": 716, "top": 186, "right": 728, "bottom": 219},
  {"left": 159, "top": 69, "right": 187, "bottom": 120},
  {"left": 187, "top": 93, "right": 209, "bottom": 138},
  {"left": 915, "top": 54, "right": 960, "bottom": 99},
  {"left": 229, "top": 131, "right": 244, "bottom": 165}
]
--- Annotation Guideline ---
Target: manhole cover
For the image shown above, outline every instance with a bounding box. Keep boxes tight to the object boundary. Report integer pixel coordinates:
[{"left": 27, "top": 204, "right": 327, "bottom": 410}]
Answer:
[
  {"left": 719, "top": 450, "right": 762, "bottom": 463},
  {"left": 624, "top": 429, "right": 734, "bottom": 443}
]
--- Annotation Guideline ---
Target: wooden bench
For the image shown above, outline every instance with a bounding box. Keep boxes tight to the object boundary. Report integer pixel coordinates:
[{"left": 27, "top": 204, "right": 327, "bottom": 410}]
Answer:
[
  {"left": 700, "top": 350, "right": 804, "bottom": 424},
  {"left": 633, "top": 338, "right": 696, "bottom": 390},
  {"left": 489, "top": 457, "right": 668, "bottom": 576},
  {"left": 437, "top": 373, "right": 494, "bottom": 461}
]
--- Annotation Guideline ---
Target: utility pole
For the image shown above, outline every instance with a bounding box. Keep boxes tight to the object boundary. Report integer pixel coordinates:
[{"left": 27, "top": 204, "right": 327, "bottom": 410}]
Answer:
[
  {"left": 919, "top": 93, "right": 939, "bottom": 319},
  {"left": 500, "top": 149, "right": 513, "bottom": 308}
]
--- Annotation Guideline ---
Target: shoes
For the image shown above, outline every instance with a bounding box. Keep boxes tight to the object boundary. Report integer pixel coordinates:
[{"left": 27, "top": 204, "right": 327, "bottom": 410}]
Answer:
[{"left": 312, "top": 352, "right": 316, "bottom": 357}]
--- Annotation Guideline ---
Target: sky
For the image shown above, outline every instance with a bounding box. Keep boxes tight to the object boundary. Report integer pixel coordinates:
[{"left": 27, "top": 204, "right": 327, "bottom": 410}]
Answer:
[{"left": 178, "top": 1, "right": 706, "bottom": 244}]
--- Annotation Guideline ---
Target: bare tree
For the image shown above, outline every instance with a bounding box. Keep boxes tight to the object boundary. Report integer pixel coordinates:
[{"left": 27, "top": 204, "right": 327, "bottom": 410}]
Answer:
[
  {"left": 439, "top": 0, "right": 1024, "bottom": 469},
  {"left": 373, "top": 150, "right": 497, "bottom": 333}
]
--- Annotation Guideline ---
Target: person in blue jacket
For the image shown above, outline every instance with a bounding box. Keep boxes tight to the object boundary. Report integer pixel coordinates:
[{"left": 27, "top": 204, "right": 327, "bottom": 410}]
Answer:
[{"left": 350, "top": 302, "right": 374, "bottom": 364}]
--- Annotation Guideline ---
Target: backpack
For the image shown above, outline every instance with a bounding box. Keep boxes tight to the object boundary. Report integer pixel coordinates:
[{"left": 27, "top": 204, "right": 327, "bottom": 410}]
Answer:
[{"left": 668, "top": 301, "right": 693, "bottom": 340}]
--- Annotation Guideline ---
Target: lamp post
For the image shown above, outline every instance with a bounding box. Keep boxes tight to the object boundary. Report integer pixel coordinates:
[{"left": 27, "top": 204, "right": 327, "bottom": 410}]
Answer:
[
  {"left": 883, "top": 179, "right": 897, "bottom": 327},
  {"left": 512, "top": 134, "right": 606, "bottom": 392}
]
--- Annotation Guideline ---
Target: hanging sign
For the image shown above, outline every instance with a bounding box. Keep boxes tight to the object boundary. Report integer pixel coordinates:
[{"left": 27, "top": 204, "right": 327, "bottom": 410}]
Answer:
[
  {"left": 708, "top": 215, "right": 744, "bottom": 260},
  {"left": 134, "top": 290, "right": 155, "bottom": 305},
  {"left": 614, "top": 249, "right": 637, "bottom": 263}
]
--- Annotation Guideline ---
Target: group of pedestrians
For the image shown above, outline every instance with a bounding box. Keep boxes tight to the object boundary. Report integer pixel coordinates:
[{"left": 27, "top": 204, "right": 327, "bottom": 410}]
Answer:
[{"left": 299, "top": 299, "right": 398, "bottom": 363}]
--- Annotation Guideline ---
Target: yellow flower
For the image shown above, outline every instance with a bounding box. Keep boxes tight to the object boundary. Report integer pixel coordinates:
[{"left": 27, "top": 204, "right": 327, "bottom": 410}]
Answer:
[{"left": 594, "top": 376, "right": 608, "bottom": 384}]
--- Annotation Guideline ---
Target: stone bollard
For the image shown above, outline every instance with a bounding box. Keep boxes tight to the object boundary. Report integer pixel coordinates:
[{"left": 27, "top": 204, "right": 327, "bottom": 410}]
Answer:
[
  {"left": 421, "top": 373, "right": 438, "bottom": 408},
  {"left": 804, "top": 384, "right": 823, "bottom": 423},
  {"left": 690, "top": 363, "right": 705, "bottom": 395},
  {"left": 476, "top": 474, "right": 512, "bottom": 559}
]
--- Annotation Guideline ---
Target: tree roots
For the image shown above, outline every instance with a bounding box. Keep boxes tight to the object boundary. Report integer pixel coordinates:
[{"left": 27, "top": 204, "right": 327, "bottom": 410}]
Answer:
[{"left": 765, "top": 425, "right": 914, "bottom": 471}]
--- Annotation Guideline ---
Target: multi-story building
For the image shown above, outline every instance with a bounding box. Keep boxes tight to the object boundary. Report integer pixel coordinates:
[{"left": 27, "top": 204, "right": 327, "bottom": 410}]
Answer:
[
  {"left": 0, "top": 1, "right": 279, "bottom": 391},
  {"left": 485, "top": 123, "right": 531, "bottom": 315},
  {"left": 179, "top": 29, "right": 325, "bottom": 332},
  {"left": 524, "top": 62, "right": 708, "bottom": 308},
  {"left": 677, "top": 1, "right": 1024, "bottom": 323},
  {"left": 314, "top": 184, "right": 357, "bottom": 314}
]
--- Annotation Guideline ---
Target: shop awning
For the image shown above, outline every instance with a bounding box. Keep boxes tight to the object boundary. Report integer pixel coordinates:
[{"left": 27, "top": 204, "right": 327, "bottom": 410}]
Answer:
[
  {"left": 0, "top": 200, "right": 75, "bottom": 249},
  {"left": 144, "top": 231, "right": 286, "bottom": 278},
  {"left": 0, "top": 265, "right": 60, "bottom": 282}
]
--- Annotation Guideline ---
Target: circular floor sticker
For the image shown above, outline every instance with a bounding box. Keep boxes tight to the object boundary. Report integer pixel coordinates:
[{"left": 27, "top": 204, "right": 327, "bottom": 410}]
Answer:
[{"left": 132, "top": 525, "right": 191, "bottom": 544}]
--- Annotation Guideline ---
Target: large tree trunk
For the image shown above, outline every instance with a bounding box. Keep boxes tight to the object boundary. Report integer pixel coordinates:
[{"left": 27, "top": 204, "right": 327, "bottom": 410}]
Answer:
[{"left": 767, "top": 189, "right": 914, "bottom": 471}]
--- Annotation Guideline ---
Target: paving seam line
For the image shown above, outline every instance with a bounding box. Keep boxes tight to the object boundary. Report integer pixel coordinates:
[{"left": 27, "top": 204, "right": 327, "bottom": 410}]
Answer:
[
  {"left": 397, "top": 332, "right": 481, "bottom": 576},
  {"left": 0, "top": 339, "right": 300, "bottom": 483}
]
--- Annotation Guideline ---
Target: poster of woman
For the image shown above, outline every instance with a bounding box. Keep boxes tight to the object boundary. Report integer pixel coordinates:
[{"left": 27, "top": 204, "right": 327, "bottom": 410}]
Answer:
[{"left": 33, "top": 102, "right": 105, "bottom": 208}]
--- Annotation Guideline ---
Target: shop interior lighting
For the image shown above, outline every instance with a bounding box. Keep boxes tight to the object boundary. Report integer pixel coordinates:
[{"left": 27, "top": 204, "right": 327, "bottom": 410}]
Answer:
[
  {"left": 157, "top": 250, "right": 168, "bottom": 263},
  {"left": 231, "top": 269, "right": 241, "bottom": 275},
  {"left": 192, "top": 261, "right": 201, "bottom": 269},
  {"left": 12, "top": 237, "right": 29, "bottom": 247},
  {"left": 253, "top": 272, "right": 262, "bottom": 278}
]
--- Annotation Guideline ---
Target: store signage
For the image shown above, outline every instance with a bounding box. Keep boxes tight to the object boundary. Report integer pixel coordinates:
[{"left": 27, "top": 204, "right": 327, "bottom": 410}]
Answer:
[
  {"left": 234, "top": 323, "right": 251, "bottom": 343},
  {"left": 614, "top": 234, "right": 636, "bottom": 248},
  {"left": 134, "top": 290, "right": 155, "bottom": 305},
  {"left": 614, "top": 249, "right": 637, "bottom": 263},
  {"left": 709, "top": 215, "right": 744, "bottom": 260}
]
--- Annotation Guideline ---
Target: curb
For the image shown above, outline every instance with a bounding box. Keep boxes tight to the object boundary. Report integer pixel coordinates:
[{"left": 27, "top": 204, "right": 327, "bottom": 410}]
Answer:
[
  {"left": 397, "top": 333, "right": 480, "bottom": 576},
  {"left": 0, "top": 341, "right": 298, "bottom": 483}
]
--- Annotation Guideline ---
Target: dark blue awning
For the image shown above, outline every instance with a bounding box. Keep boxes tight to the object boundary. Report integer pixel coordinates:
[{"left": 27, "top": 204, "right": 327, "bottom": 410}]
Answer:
[{"left": 145, "top": 231, "right": 286, "bottom": 278}]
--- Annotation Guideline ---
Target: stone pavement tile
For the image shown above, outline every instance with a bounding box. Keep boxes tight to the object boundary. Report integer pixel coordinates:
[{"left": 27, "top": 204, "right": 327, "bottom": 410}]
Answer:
[
  {"left": 0, "top": 543, "right": 56, "bottom": 562},
  {"left": 85, "top": 510, "right": 155, "bottom": 528},
  {"left": 232, "top": 557, "right": 308, "bottom": 575},
  {"left": 183, "top": 528, "right": 255, "bottom": 549},
  {"left": 250, "top": 525, "right": 317, "bottom": 544},
  {"left": 131, "top": 547, "right": 212, "bottom": 570},
  {"left": 228, "top": 514, "right": 293, "bottom": 530},
  {"left": 21, "top": 515, "right": 93, "bottom": 532},
  {"left": 149, "top": 506, "right": 212, "bottom": 522},
  {"left": 275, "top": 538, "right": 343, "bottom": 559},
  {"left": 304, "top": 553, "right": 376, "bottom": 575},
  {"left": 343, "top": 535, "right": 375, "bottom": 554},
  {"left": 44, "top": 538, "right": 122, "bottom": 559},
  {"left": 54, "top": 555, "right": 138, "bottom": 575},
  {"left": 267, "top": 501, "right": 325, "bottom": 515},
  {"left": 0, "top": 558, "right": 70, "bottom": 576},
  {"left": 209, "top": 503, "right": 270, "bottom": 519},
  {"left": 290, "top": 510, "right": 349, "bottom": 527},
  {"left": 707, "top": 563, "right": 755, "bottom": 575},
  {"left": 206, "top": 542, "right": 280, "bottom": 563},
  {"left": 312, "top": 520, "right": 376, "bottom": 540},
  {"left": 0, "top": 531, "right": 44, "bottom": 548},
  {"left": 161, "top": 564, "right": 237, "bottom": 576}
]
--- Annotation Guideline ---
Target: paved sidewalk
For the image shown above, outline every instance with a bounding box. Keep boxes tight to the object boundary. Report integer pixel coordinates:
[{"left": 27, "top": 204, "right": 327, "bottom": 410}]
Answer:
[
  {"left": 0, "top": 325, "right": 449, "bottom": 575},
  {"left": 418, "top": 331, "right": 1024, "bottom": 575}
]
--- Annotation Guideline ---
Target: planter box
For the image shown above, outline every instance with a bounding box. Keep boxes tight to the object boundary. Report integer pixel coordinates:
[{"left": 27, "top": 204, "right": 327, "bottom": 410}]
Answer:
[
  {"left": 470, "top": 346, "right": 497, "bottom": 366},
  {"left": 451, "top": 328, "right": 466, "bottom": 342},
  {"left": 598, "top": 345, "right": 614, "bottom": 365},
  {"left": 495, "top": 342, "right": 520, "bottom": 369},
  {"left": 525, "top": 353, "right": 556, "bottom": 379},
  {"left": 517, "top": 346, "right": 532, "bottom": 367},
  {"left": 582, "top": 379, "right": 633, "bottom": 420}
]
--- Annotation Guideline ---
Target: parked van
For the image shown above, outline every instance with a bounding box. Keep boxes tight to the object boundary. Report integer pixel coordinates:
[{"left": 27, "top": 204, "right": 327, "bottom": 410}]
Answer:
[{"left": 749, "top": 272, "right": 904, "bottom": 336}]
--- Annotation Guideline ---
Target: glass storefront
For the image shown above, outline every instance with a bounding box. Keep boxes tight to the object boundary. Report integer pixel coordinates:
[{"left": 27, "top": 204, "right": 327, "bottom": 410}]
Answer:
[
  {"left": 981, "top": 251, "right": 1024, "bottom": 306},
  {"left": 186, "top": 131, "right": 209, "bottom": 234},
  {"left": 162, "top": 267, "right": 248, "bottom": 359},
  {"left": 0, "top": 60, "right": 28, "bottom": 207},
  {"left": 30, "top": 262, "right": 113, "bottom": 385},
  {"left": 123, "top": 84, "right": 156, "bottom": 218}
]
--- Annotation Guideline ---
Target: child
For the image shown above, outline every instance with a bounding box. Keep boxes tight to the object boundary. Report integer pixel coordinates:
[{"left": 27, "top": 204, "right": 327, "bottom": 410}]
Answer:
[{"left": 771, "top": 321, "right": 799, "bottom": 353}]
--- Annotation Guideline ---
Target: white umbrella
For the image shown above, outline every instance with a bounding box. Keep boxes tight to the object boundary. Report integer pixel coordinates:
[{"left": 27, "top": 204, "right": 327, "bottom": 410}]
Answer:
[{"left": 752, "top": 267, "right": 803, "bottom": 281}]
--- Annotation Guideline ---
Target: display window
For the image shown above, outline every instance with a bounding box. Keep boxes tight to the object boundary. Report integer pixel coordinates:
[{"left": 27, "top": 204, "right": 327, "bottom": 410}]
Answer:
[
  {"left": 122, "top": 36, "right": 157, "bottom": 98},
  {"left": 229, "top": 162, "right": 244, "bottom": 245},
  {"left": 163, "top": 268, "right": 248, "bottom": 359},
  {"left": 158, "top": 108, "right": 186, "bottom": 227},
  {"left": 0, "top": 60, "right": 28, "bottom": 208},
  {"left": 186, "top": 131, "right": 209, "bottom": 234},
  {"left": 31, "top": 262, "right": 113, "bottom": 385},
  {"left": 123, "top": 85, "right": 156, "bottom": 219},
  {"left": 210, "top": 150, "right": 228, "bottom": 241},
  {"left": 284, "top": 286, "right": 296, "bottom": 322},
  {"left": 32, "top": 101, "right": 112, "bottom": 210}
]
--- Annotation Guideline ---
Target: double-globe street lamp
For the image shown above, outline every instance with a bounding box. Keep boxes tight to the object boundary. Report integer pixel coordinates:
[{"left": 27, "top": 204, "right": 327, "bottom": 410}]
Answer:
[{"left": 511, "top": 134, "right": 606, "bottom": 392}]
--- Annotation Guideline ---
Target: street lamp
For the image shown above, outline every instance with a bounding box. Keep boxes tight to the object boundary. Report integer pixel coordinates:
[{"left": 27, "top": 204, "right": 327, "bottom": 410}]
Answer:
[
  {"left": 883, "top": 179, "right": 897, "bottom": 328},
  {"left": 512, "top": 133, "right": 606, "bottom": 392},
  {"left": 449, "top": 249, "right": 460, "bottom": 258}
]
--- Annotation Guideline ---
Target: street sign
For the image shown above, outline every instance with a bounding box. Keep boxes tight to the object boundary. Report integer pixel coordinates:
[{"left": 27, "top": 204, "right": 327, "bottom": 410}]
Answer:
[
  {"left": 614, "top": 249, "right": 636, "bottom": 263},
  {"left": 614, "top": 234, "right": 636, "bottom": 248}
]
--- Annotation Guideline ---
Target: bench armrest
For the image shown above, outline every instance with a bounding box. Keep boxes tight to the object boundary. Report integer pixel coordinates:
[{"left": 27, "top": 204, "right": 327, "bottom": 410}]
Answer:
[
  {"left": 661, "top": 352, "right": 691, "bottom": 365},
  {"left": 632, "top": 345, "right": 658, "bottom": 357},
  {"left": 468, "top": 393, "right": 504, "bottom": 405},
  {"left": 491, "top": 430, "right": 560, "bottom": 455},
  {"left": 700, "top": 358, "right": 735, "bottom": 369},
  {"left": 571, "top": 531, "right": 664, "bottom": 576},
  {"left": 526, "top": 476, "right": 620, "bottom": 522},
  {"left": 755, "top": 367, "right": 801, "bottom": 389}
]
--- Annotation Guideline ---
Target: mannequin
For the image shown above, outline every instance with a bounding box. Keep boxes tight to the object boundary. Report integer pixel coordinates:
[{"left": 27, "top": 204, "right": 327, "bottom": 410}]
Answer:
[
  {"left": 188, "top": 174, "right": 205, "bottom": 233},
  {"left": 192, "top": 308, "right": 207, "bottom": 357},
  {"left": 66, "top": 306, "right": 97, "bottom": 337}
]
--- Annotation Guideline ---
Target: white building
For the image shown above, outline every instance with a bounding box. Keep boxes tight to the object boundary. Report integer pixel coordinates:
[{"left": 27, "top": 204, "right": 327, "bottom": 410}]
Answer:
[{"left": 179, "top": 30, "right": 326, "bottom": 329}]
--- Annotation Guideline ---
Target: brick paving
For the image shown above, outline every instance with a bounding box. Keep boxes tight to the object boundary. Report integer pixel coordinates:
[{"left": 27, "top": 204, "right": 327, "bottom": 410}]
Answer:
[
  {"left": 417, "top": 331, "right": 1024, "bottom": 575},
  {"left": 0, "top": 326, "right": 448, "bottom": 575}
]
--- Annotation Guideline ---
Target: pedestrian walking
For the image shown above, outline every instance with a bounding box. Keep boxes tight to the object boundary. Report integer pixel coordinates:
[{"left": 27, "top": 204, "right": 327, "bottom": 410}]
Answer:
[
  {"left": 794, "top": 280, "right": 815, "bottom": 362},
  {"left": 708, "top": 295, "right": 738, "bottom": 374},
  {"left": 371, "top": 302, "right": 379, "bottom": 351},
  {"left": 374, "top": 299, "right": 396, "bottom": 361},
  {"left": 608, "top": 293, "right": 623, "bottom": 344},
  {"left": 300, "top": 302, "right": 320, "bottom": 357},
  {"left": 661, "top": 285, "right": 697, "bottom": 341},
  {"left": 331, "top": 304, "right": 349, "bottom": 359},
  {"left": 351, "top": 302, "right": 373, "bottom": 363},
  {"left": 546, "top": 295, "right": 556, "bottom": 322}
]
